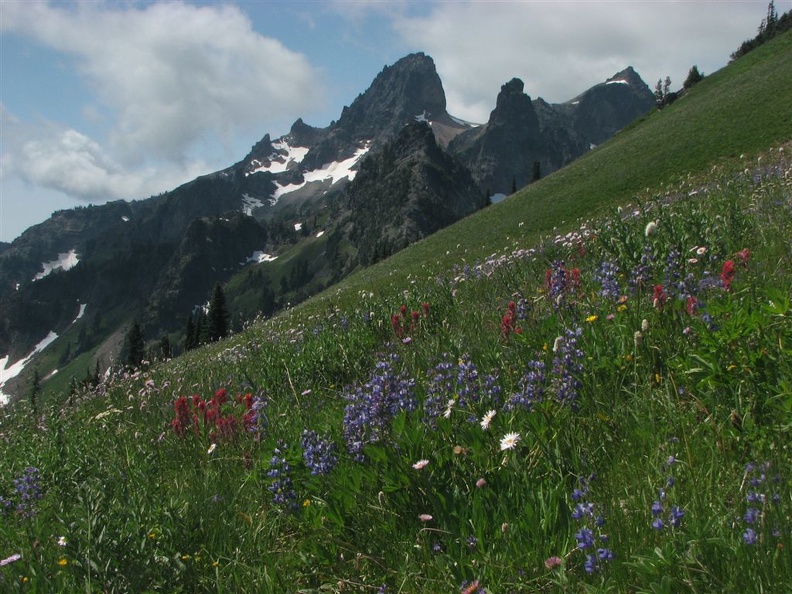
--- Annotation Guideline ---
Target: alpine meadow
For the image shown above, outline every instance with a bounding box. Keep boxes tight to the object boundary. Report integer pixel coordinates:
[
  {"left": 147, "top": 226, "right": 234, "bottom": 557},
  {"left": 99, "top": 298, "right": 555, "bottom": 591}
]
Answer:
[{"left": 2, "top": 22, "right": 792, "bottom": 594}]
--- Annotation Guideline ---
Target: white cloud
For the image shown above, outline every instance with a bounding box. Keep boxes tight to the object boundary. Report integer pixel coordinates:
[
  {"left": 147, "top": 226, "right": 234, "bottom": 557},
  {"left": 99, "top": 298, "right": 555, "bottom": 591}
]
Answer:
[
  {"left": 13, "top": 126, "right": 209, "bottom": 201},
  {"left": 1, "top": 105, "right": 209, "bottom": 205},
  {"left": 391, "top": 1, "right": 763, "bottom": 123},
  {"left": 1, "top": 0, "right": 322, "bottom": 163}
]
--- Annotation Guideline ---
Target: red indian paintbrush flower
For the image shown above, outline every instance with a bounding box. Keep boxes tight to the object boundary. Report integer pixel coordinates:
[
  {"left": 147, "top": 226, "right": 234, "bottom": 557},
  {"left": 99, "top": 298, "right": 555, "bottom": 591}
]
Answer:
[{"left": 721, "top": 260, "right": 736, "bottom": 291}]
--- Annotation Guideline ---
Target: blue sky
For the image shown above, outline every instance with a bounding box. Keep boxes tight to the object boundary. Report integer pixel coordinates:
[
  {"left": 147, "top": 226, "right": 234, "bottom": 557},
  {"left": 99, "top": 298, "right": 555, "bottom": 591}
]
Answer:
[{"left": 0, "top": 0, "right": 776, "bottom": 242}]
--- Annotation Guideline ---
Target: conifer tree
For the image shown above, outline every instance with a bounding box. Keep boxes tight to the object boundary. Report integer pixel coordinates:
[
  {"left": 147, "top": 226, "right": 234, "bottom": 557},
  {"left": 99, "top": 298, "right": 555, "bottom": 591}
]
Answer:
[
  {"left": 184, "top": 315, "right": 197, "bottom": 351},
  {"left": 683, "top": 65, "right": 704, "bottom": 89},
  {"left": 207, "top": 283, "right": 229, "bottom": 342},
  {"left": 124, "top": 320, "right": 145, "bottom": 368},
  {"left": 196, "top": 311, "right": 209, "bottom": 346},
  {"left": 159, "top": 334, "right": 172, "bottom": 360}
]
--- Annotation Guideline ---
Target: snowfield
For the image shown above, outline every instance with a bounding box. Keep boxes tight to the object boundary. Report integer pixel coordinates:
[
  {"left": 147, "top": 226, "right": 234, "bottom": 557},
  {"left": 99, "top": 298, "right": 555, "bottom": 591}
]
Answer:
[
  {"left": 242, "top": 251, "right": 278, "bottom": 265},
  {"left": 271, "top": 142, "right": 371, "bottom": 203},
  {"left": 0, "top": 331, "right": 59, "bottom": 405},
  {"left": 246, "top": 140, "right": 310, "bottom": 176},
  {"left": 33, "top": 249, "right": 79, "bottom": 281},
  {"left": 241, "top": 194, "right": 265, "bottom": 216}
]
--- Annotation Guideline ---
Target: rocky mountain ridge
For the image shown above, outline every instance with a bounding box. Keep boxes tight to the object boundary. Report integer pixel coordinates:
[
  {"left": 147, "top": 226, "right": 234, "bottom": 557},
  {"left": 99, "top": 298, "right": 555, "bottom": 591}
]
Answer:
[{"left": 0, "top": 52, "right": 655, "bottom": 402}]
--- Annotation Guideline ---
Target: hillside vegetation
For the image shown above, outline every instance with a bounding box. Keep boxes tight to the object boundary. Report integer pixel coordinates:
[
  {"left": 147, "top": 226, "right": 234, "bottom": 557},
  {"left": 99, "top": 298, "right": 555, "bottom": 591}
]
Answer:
[{"left": 1, "top": 31, "right": 791, "bottom": 594}]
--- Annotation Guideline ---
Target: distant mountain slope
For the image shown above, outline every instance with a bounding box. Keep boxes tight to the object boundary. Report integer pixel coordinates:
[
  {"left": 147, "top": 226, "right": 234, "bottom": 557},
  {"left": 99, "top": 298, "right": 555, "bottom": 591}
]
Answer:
[
  {"left": 0, "top": 51, "right": 659, "bottom": 402},
  {"left": 449, "top": 67, "right": 655, "bottom": 194}
]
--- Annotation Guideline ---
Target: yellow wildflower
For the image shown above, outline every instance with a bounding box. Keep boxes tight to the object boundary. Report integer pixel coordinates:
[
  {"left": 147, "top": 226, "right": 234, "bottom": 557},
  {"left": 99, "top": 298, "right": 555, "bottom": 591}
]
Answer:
[
  {"left": 585, "top": 315, "right": 598, "bottom": 323},
  {"left": 57, "top": 558, "right": 68, "bottom": 567}
]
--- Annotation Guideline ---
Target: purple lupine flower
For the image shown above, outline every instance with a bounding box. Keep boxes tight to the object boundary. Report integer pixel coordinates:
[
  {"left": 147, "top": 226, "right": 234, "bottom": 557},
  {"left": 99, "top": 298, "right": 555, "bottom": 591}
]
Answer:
[
  {"left": 515, "top": 296, "right": 531, "bottom": 320},
  {"left": 669, "top": 506, "right": 685, "bottom": 528},
  {"left": 570, "top": 474, "right": 614, "bottom": 573},
  {"left": 594, "top": 260, "right": 621, "bottom": 300},
  {"left": 248, "top": 393, "right": 268, "bottom": 437},
  {"left": 424, "top": 355, "right": 455, "bottom": 424},
  {"left": 301, "top": 430, "right": 338, "bottom": 476},
  {"left": 552, "top": 327, "right": 584, "bottom": 410},
  {"left": 575, "top": 527, "right": 595, "bottom": 549},
  {"left": 267, "top": 441, "right": 297, "bottom": 509},
  {"left": 651, "top": 500, "right": 664, "bottom": 516},
  {"left": 343, "top": 355, "right": 415, "bottom": 461},
  {"left": 456, "top": 354, "right": 480, "bottom": 409},
  {"left": 598, "top": 548, "right": 615, "bottom": 561},
  {"left": 629, "top": 244, "right": 654, "bottom": 295},
  {"left": 482, "top": 373, "right": 502, "bottom": 407},
  {"left": 743, "top": 528, "right": 758, "bottom": 544},
  {"left": 12, "top": 467, "right": 43, "bottom": 518},
  {"left": 546, "top": 260, "right": 575, "bottom": 309},
  {"left": 584, "top": 554, "right": 598, "bottom": 574},
  {"left": 746, "top": 490, "right": 764, "bottom": 504},
  {"left": 572, "top": 502, "right": 595, "bottom": 520},
  {"left": 697, "top": 271, "right": 722, "bottom": 293},
  {"left": 744, "top": 507, "right": 760, "bottom": 524},
  {"left": 663, "top": 249, "right": 692, "bottom": 299},
  {"left": 507, "top": 359, "right": 546, "bottom": 411}
]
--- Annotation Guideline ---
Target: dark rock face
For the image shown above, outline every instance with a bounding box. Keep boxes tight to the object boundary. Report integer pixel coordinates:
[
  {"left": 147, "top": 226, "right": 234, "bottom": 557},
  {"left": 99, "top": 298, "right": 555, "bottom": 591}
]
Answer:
[
  {"left": 337, "top": 53, "right": 448, "bottom": 143},
  {"left": 297, "top": 53, "right": 460, "bottom": 172},
  {"left": 347, "top": 121, "right": 485, "bottom": 266},
  {"left": 450, "top": 67, "right": 655, "bottom": 195},
  {"left": 450, "top": 78, "right": 547, "bottom": 194},
  {"left": 570, "top": 67, "right": 656, "bottom": 145}
]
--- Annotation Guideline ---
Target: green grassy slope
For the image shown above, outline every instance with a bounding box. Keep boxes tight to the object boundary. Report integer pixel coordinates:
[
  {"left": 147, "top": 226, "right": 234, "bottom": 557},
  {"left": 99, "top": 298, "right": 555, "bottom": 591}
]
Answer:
[{"left": 1, "top": 30, "right": 791, "bottom": 594}]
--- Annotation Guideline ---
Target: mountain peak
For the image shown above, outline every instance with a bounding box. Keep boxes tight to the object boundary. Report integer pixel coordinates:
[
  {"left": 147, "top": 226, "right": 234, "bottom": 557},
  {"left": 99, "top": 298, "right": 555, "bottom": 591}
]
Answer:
[
  {"left": 335, "top": 52, "right": 447, "bottom": 143},
  {"left": 606, "top": 66, "right": 645, "bottom": 88},
  {"left": 490, "top": 77, "right": 537, "bottom": 128}
]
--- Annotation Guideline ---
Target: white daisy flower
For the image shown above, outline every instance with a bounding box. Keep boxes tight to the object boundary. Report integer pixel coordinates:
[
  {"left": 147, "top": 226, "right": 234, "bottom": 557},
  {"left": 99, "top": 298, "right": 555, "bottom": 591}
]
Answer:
[
  {"left": 480, "top": 410, "right": 496, "bottom": 431},
  {"left": 500, "top": 432, "right": 521, "bottom": 451}
]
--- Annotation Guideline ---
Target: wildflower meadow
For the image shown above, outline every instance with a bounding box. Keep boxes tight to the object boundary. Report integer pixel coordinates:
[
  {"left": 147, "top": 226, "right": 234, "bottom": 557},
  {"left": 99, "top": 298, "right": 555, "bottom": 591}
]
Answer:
[{"left": 1, "top": 145, "right": 791, "bottom": 592}]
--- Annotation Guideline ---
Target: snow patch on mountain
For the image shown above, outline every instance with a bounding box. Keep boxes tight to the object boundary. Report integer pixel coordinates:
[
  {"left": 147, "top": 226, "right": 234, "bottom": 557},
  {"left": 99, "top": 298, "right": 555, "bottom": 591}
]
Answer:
[
  {"left": 33, "top": 249, "right": 79, "bottom": 281},
  {"left": 74, "top": 303, "right": 87, "bottom": 323},
  {"left": 271, "top": 142, "right": 371, "bottom": 204},
  {"left": 242, "top": 251, "right": 278, "bottom": 265},
  {"left": 246, "top": 140, "right": 310, "bottom": 176},
  {"left": 241, "top": 194, "right": 264, "bottom": 216},
  {"left": 0, "top": 331, "right": 59, "bottom": 405},
  {"left": 606, "top": 79, "right": 629, "bottom": 85}
]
